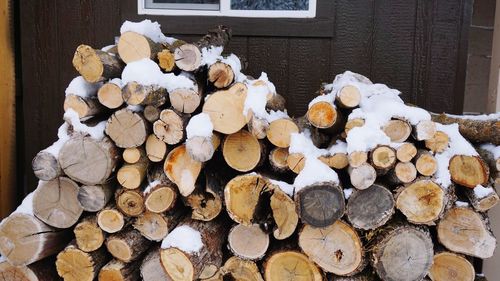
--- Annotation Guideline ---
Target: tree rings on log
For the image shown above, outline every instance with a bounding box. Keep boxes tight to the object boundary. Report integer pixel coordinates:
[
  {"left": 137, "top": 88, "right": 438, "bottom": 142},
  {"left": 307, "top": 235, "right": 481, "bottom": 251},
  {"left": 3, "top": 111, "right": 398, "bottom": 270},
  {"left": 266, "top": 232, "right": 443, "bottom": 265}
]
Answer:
[
  {"left": 266, "top": 118, "right": 299, "bottom": 148},
  {"left": 106, "top": 109, "right": 149, "bottom": 148},
  {"left": 449, "top": 155, "right": 489, "bottom": 188},
  {"left": 228, "top": 224, "right": 269, "bottom": 260},
  {"left": 264, "top": 251, "right": 323, "bottom": 281},
  {"left": 347, "top": 184, "right": 394, "bottom": 230},
  {"left": 295, "top": 182, "right": 345, "bottom": 228},
  {"left": 428, "top": 252, "right": 475, "bottom": 281},
  {"left": 223, "top": 129, "right": 262, "bottom": 172},
  {"left": 118, "top": 31, "right": 162, "bottom": 63},
  {"left": 72, "top": 44, "right": 123, "bottom": 83}
]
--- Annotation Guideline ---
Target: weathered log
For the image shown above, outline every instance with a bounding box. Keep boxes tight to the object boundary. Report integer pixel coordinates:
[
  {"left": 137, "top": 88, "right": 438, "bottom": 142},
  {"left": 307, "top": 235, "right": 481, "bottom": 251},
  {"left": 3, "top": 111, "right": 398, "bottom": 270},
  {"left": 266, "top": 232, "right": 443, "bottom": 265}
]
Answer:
[
  {"left": 143, "top": 183, "right": 177, "bottom": 213},
  {"left": 437, "top": 207, "right": 496, "bottom": 258},
  {"left": 140, "top": 247, "right": 170, "bottom": 281},
  {"left": 115, "top": 188, "right": 145, "bottom": 217},
  {"left": 382, "top": 119, "right": 412, "bottom": 143},
  {"left": 153, "top": 109, "right": 189, "bottom": 145},
  {"left": 415, "top": 149, "right": 438, "bottom": 177},
  {"left": 465, "top": 183, "right": 499, "bottom": 212},
  {"left": 97, "top": 204, "right": 128, "bottom": 234},
  {"left": 431, "top": 113, "right": 500, "bottom": 145},
  {"left": 369, "top": 223, "right": 434, "bottom": 281},
  {"left": 348, "top": 163, "right": 377, "bottom": 190},
  {"left": 163, "top": 144, "right": 202, "bottom": 197},
  {"left": 295, "top": 115, "right": 330, "bottom": 148},
  {"left": 56, "top": 242, "right": 110, "bottom": 281},
  {"left": 117, "top": 154, "right": 149, "bottom": 190},
  {"left": 64, "top": 94, "right": 105, "bottom": 119},
  {"left": 219, "top": 256, "right": 263, "bottom": 281},
  {"left": 186, "top": 133, "right": 221, "bottom": 163},
  {"left": 346, "top": 184, "right": 394, "bottom": 230},
  {"left": 295, "top": 181, "right": 345, "bottom": 228},
  {"left": 202, "top": 83, "right": 248, "bottom": 134},
  {"left": 143, "top": 105, "right": 161, "bottom": 123},
  {"left": 117, "top": 31, "right": 163, "bottom": 63},
  {"left": 32, "top": 177, "right": 83, "bottom": 228},
  {"left": 263, "top": 250, "right": 323, "bottom": 281},
  {"left": 223, "top": 129, "right": 264, "bottom": 172},
  {"left": 269, "top": 185, "right": 298, "bottom": 240},
  {"left": 0, "top": 257, "right": 60, "bottom": 281},
  {"left": 449, "top": 155, "right": 489, "bottom": 188},
  {"left": 477, "top": 145, "right": 500, "bottom": 181},
  {"left": 369, "top": 145, "right": 396, "bottom": 174},
  {"left": 106, "top": 227, "right": 152, "bottom": 263},
  {"left": 72, "top": 44, "right": 123, "bottom": 83},
  {"left": 266, "top": 118, "right": 299, "bottom": 148},
  {"left": 98, "top": 259, "right": 141, "bottom": 281},
  {"left": 332, "top": 271, "right": 378, "bottom": 281},
  {"left": 97, "top": 80, "right": 124, "bottom": 109},
  {"left": 105, "top": 108, "right": 149, "bottom": 148},
  {"left": 247, "top": 116, "right": 269, "bottom": 139},
  {"left": 425, "top": 130, "right": 450, "bottom": 153},
  {"left": 59, "top": 135, "right": 119, "bottom": 185},
  {"left": 269, "top": 147, "right": 290, "bottom": 173},
  {"left": 266, "top": 93, "right": 286, "bottom": 112},
  {"left": 78, "top": 183, "right": 114, "bottom": 212},
  {"left": 32, "top": 150, "right": 62, "bottom": 182},
  {"left": 160, "top": 218, "right": 227, "bottom": 281},
  {"left": 228, "top": 224, "right": 269, "bottom": 260},
  {"left": 145, "top": 134, "right": 167, "bottom": 162},
  {"left": 208, "top": 62, "right": 234, "bottom": 88},
  {"left": 395, "top": 142, "right": 417, "bottom": 163},
  {"left": 299, "top": 221, "right": 364, "bottom": 276},
  {"left": 74, "top": 215, "right": 105, "bottom": 252},
  {"left": 122, "top": 81, "right": 167, "bottom": 107},
  {"left": 428, "top": 251, "right": 475, "bottom": 281}
]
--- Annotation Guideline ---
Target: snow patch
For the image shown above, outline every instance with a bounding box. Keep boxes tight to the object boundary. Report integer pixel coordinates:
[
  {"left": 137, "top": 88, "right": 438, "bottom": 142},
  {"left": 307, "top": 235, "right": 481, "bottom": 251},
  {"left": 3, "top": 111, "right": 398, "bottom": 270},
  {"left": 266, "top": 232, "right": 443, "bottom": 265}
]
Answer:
[
  {"left": 143, "top": 180, "right": 161, "bottom": 194},
  {"left": 13, "top": 191, "right": 35, "bottom": 216},
  {"left": 65, "top": 76, "right": 102, "bottom": 98},
  {"left": 480, "top": 143, "right": 500, "bottom": 159},
  {"left": 109, "top": 78, "right": 125, "bottom": 88},
  {"left": 201, "top": 46, "right": 246, "bottom": 82},
  {"left": 120, "top": 19, "right": 176, "bottom": 44},
  {"left": 186, "top": 113, "right": 213, "bottom": 139},
  {"left": 269, "top": 179, "right": 294, "bottom": 197},
  {"left": 161, "top": 225, "right": 203, "bottom": 253},
  {"left": 126, "top": 105, "right": 144, "bottom": 112},
  {"left": 64, "top": 109, "right": 106, "bottom": 140},
  {"left": 344, "top": 188, "right": 354, "bottom": 200},
  {"left": 446, "top": 112, "right": 500, "bottom": 121},
  {"left": 474, "top": 185, "right": 495, "bottom": 199},
  {"left": 44, "top": 122, "right": 71, "bottom": 157},
  {"left": 243, "top": 73, "right": 286, "bottom": 123},
  {"left": 455, "top": 201, "right": 470, "bottom": 207}
]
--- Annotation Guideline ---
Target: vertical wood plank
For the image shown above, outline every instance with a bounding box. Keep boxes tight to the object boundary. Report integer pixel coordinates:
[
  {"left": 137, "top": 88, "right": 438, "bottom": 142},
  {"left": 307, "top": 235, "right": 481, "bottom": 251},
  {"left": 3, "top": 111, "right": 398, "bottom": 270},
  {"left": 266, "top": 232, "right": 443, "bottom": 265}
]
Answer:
[
  {"left": 487, "top": 0, "right": 500, "bottom": 112},
  {"left": 412, "top": 0, "right": 433, "bottom": 108},
  {"left": 0, "top": 0, "right": 16, "bottom": 218},
  {"left": 371, "top": 0, "right": 417, "bottom": 102},
  {"left": 288, "top": 38, "right": 331, "bottom": 116}
]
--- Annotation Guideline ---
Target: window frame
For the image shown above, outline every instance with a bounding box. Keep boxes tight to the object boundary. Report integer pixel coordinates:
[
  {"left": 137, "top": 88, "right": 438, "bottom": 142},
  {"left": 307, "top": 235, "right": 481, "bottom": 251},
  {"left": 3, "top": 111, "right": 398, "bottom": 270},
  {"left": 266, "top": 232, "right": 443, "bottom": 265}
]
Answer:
[{"left": 138, "top": 0, "right": 317, "bottom": 18}]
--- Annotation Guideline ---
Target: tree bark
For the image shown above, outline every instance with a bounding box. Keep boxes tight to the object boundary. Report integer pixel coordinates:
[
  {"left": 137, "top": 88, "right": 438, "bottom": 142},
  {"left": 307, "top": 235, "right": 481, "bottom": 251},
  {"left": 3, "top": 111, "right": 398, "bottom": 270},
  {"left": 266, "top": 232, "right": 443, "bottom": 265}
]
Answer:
[
  {"left": 431, "top": 113, "right": 500, "bottom": 145},
  {"left": 143, "top": 105, "right": 161, "bottom": 123},
  {"left": 105, "top": 227, "right": 152, "bottom": 263},
  {"left": 465, "top": 183, "right": 499, "bottom": 212},
  {"left": 295, "top": 182, "right": 345, "bottom": 228},
  {"left": 140, "top": 246, "right": 170, "bottom": 281},
  {"left": 122, "top": 81, "right": 167, "bottom": 107},
  {"left": 186, "top": 133, "right": 221, "bottom": 163},
  {"left": 98, "top": 259, "right": 141, "bottom": 281},
  {"left": 64, "top": 94, "right": 105, "bottom": 119}
]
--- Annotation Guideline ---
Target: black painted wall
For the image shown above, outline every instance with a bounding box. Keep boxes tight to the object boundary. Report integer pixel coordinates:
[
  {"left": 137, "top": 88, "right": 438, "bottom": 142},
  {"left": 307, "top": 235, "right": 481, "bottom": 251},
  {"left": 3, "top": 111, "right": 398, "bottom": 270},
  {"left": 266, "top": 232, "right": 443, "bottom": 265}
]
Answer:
[{"left": 18, "top": 0, "right": 471, "bottom": 193}]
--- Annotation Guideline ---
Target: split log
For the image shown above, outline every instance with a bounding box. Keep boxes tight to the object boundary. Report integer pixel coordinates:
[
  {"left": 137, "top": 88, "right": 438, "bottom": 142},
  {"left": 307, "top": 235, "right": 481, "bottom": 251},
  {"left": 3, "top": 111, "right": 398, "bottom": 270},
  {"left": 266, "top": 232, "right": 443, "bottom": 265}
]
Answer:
[
  {"left": 72, "top": 44, "right": 123, "bottom": 83},
  {"left": 122, "top": 81, "right": 167, "bottom": 107},
  {"left": 348, "top": 163, "right": 377, "bottom": 190},
  {"left": 202, "top": 83, "right": 248, "bottom": 134},
  {"left": 415, "top": 150, "right": 438, "bottom": 177},
  {"left": 32, "top": 177, "right": 83, "bottom": 228},
  {"left": 140, "top": 247, "right": 170, "bottom": 281},
  {"left": 117, "top": 31, "right": 163, "bottom": 63},
  {"left": 0, "top": 257, "right": 59, "bottom": 281},
  {"left": 382, "top": 119, "right": 412, "bottom": 142},
  {"left": 56, "top": 242, "right": 110, "bottom": 281},
  {"left": 298, "top": 221, "right": 364, "bottom": 276},
  {"left": 369, "top": 223, "right": 434, "bottom": 281},
  {"left": 97, "top": 81, "right": 124, "bottom": 109},
  {"left": 269, "top": 147, "right": 290, "bottom": 173},
  {"left": 346, "top": 184, "right": 394, "bottom": 230},
  {"left": 143, "top": 183, "right": 177, "bottom": 213},
  {"left": 106, "top": 228, "right": 152, "bottom": 262},
  {"left": 437, "top": 207, "right": 496, "bottom": 258},
  {"left": 78, "top": 183, "right": 114, "bottom": 212},
  {"left": 319, "top": 153, "right": 349, "bottom": 170},
  {"left": 465, "top": 184, "right": 499, "bottom": 212},
  {"left": 133, "top": 211, "right": 180, "bottom": 241},
  {"left": 395, "top": 142, "right": 417, "bottom": 162},
  {"left": 143, "top": 105, "right": 161, "bottom": 122},
  {"left": 263, "top": 250, "right": 323, "bottom": 281},
  {"left": 219, "top": 256, "right": 263, "bottom": 281},
  {"left": 98, "top": 259, "right": 141, "bottom": 281},
  {"left": 74, "top": 216, "right": 105, "bottom": 252},
  {"left": 336, "top": 85, "right": 361, "bottom": 108},
  {"left": 431, "top": 113, "right": 500, "bottom": 145},
  {"left": 59, "top": 135, "right": 119, "bottom": 185},
  {"left": 163, "top": 144, "right": 202, "bottom": 197},
  {"left": 287, "top": 153, "right": 305, "bottom": 174},
  {"left": 413, "top": 120, "right": 437, "bottom": 141},
  {"left": 425, "top": 130, "right": 450, "bottom": 153},
  {"left": 269, "top": 185, "right": 298, "bottom": 240},
  {"left": 32, "top": 150, "right": 62, "bottom": 181},
  {"left": 294, "top": 182, "right": 345, "bottom": 228},
  {"left": 145, "top": 134, "right": 167, "bottom": 162},
  {"left": 224, "top": 173, "right": 270, "bottom": 225},
  {"left": 369, "top": 145, "right": 396, "bottom": 174},
  {"left": 223, "top": 129, "right": 264, "bottom": 172},
  {"left": 186, "top": 133, "right": 221, "bottom": 162},
  {"left": 0, "top": 212, "right": 70, "bottom": 266},
  {"left": 153, "top": 109, "right": 189, "bottom": 145},
  {"left": 386, "top": 161, "right": 417, "bottom": 185},
  {"left": 97, "top": 204, "right": 128, "bottom": 234},
  {"left": 428, "top": 252, "right": 475, "bottom": 281},
  {"left": 64, "top": 94, "right": 105, "bottom": 119},
  {"left": 449, "top": 155, "right": 489, "bottom": 188},
  {"left": 395, "top": 179, "right": 448, "bottom": 225},
  {"left": 117, "top": 155, "right": 149, "bottom": 189},
  {"left": 348, "top": 151, "right": 368, "bottom": 168},
  {"left": 266, "top": 118, "right": 299, "bottom": 148},
  {"left": 105, "top": 109, "right": 149, "bottom": 148},
  {"left": 160, "top": 218, "right": 227, "bottom": 281},
  {"left": 307, "top": 101, "right": 344, "bottom": 134},
  {"left": 228, "top": 224, "right": 269, "bottom": 260},
  {"left": 185, "top": 166, "right": 226, "bottom": 221},
  {"left": 208, "top": 62, "right": 234, "bottom": 88},
  {"left": 115, "top": 188, "right": 145, "bottom": 217},
  {"left": 158, "top": 49, "right": 175, "bottom": 72}
]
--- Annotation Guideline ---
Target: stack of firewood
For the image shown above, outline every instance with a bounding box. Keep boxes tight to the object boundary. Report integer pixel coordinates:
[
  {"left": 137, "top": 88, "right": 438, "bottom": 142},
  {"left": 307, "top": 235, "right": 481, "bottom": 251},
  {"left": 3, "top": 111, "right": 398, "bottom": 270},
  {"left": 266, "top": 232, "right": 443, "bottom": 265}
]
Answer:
[{"left": 0, "top": 19, "right": 499, "bottom": 281}]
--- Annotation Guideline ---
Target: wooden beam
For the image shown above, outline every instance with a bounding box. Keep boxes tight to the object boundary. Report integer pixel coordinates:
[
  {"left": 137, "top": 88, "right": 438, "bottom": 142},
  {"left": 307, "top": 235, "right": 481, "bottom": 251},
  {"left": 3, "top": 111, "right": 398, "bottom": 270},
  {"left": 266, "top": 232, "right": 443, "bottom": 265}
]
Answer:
[
  {"left": 0, "top": 0, "right": 16, "bottom": 219},
  {"left": 487, "top": 0, "right": 500, "bottom": 112}
]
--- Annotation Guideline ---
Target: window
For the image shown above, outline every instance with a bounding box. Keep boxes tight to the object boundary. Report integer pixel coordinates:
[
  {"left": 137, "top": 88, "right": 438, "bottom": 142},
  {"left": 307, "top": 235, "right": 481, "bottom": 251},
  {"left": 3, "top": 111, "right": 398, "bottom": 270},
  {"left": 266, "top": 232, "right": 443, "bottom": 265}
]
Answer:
[{"left": 139, "top": 0, "right": 317, "bottom": 18}]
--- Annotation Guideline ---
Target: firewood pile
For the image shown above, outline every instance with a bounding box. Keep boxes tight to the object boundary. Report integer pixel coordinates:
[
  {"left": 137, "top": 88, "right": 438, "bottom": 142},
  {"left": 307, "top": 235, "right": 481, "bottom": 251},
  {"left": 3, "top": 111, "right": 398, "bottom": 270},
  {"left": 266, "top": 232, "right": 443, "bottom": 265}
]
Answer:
[{"left": 0, "top": 19, "right": 499, "bottom": 281}]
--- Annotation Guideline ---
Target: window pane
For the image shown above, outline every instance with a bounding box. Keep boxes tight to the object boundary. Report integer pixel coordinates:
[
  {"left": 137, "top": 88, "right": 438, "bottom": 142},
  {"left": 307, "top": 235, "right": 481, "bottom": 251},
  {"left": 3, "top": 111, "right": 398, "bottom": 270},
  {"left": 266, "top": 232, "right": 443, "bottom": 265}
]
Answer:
[
  {"left": 146, "top": 0, "right": 220, "bottom": 10},
  {"left": 153, "top": 0, "right": 219, "bottom": 4},
  {"left": 230, "top": 0, "right": 309, "bottom": 10}
]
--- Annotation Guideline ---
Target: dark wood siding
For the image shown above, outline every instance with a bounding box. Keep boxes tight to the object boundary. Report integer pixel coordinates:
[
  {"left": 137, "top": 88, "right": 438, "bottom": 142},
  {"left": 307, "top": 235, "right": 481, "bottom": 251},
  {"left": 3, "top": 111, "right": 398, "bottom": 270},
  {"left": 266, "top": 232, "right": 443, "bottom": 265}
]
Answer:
[{"left": 18, "top": 0, "right": 471, "bottom": 193}]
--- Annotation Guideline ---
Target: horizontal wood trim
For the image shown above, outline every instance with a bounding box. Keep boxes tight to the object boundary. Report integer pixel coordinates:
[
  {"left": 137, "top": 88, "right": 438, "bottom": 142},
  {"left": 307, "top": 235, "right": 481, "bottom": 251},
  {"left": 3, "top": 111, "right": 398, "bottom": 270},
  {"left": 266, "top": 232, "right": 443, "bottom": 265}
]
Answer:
[{"left": 121, "top": 0, "right": 334, "bottom": 37}]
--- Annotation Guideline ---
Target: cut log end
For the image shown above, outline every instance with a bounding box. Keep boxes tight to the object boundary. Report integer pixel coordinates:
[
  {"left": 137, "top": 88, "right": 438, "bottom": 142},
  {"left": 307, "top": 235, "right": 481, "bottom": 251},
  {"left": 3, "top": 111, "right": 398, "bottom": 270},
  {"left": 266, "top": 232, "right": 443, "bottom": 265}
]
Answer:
[
  {"left": 266, "top": 119, "right": 299, "bottom": 148},
  {"left": 269, "top": 188, "right": 298, "bottom": 240},
  {"left": 429, "top": 252, "right": 475, "bottom": 281},
  {"left": 348, "top": 163, "right": 377, "bottom": 190},
  {"left": 174, "top": 44, "right": 202, "bottom": 71},
  {"left": 118, "top": 31, "right": 161, "bottom": 63},
  {"left": 158, "top": 49, "right": 175, "bottom": 72},
  {"left": 97, "top": 207, "right": 125, "bottom": 234},
  {"left": 72, "top": 44, "right": 123, "bottom": 83},
  {"left": 396, "top": 179, "right": 445, "bottom": 225},
  {"left": 32, "top": 151, "right": 61, "bottom": 181},
  {"left": 97, "top": 82, "right": 123, "bottom": 109},
  {"left": 145, "top": 134, "right": 167, "bottom": 162},
  {"left": 224, "top": 174, "right": 268, "bottom": 225},
  {"left": 264, "top": 251, "right": 323, "bottom": 281},
  {"left": 228, "top": 224, "right": 269, "bottom": 260},
  {"left": 223, "top": 130, "right": 262, "bottom": 172},
  {"left": 287, "top": 153, "right": 306, "bottom": 174},
  {"left": 164, "top": 145, "right": 202, "bottom": 197},
  {"left": 347, "top": 184, "right": 394, "bottom": 230},
  {"left": 396, "top": 142, "right": 417, "bottom": 163},
  {"left": 74, "top": 217, "right": 105, "bottom": 252},
  {"left": 449, "top": 155, "right": 489, "bottom": 188},
  {"left": 169, "top": 88, "right": 201, "bottom": 114},
  {"left": 144, "top": 184, "right": 177, "bottom": 213},
  {"left": 106, "top": 109, "right": 148, "bottom": 148},
  {"left": 425, "top": 131, "right": 450, "bottom": 153},
  {"left": 307, "top": 101, "right": 337, "bottom": 129},
  {"left": 383, "top": 119, "right": 412, "bottom": 143},
  {"left": 208, "top": 62, "right": 234, "bottom": 88},
  {"left": 269, "top": 147, "right": 290, "bottom": 173},
  {"left": 415, "top": 152, "right": 438, "bottom": 177},
  {"left": 295, "top": 182, "right": 345, "bottom": 228},
  {"left": 337, "top": 85, "right": 361, "bottom": 108}
]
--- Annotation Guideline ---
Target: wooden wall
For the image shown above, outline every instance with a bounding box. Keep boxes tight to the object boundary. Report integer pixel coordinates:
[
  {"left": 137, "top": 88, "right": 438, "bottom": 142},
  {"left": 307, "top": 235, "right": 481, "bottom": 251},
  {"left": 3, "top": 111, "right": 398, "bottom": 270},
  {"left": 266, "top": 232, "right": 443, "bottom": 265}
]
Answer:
[{"left": 18, "top": 0, "right": 472, "bottom": 193}]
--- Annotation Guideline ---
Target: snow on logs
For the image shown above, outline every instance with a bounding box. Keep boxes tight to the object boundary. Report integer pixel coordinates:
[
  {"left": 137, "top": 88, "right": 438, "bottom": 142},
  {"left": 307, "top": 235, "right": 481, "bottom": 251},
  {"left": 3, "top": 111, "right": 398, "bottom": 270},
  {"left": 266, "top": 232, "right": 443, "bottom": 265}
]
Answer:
[{"left": 0, "top": 19, "right": 498, "bottom": 281}]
